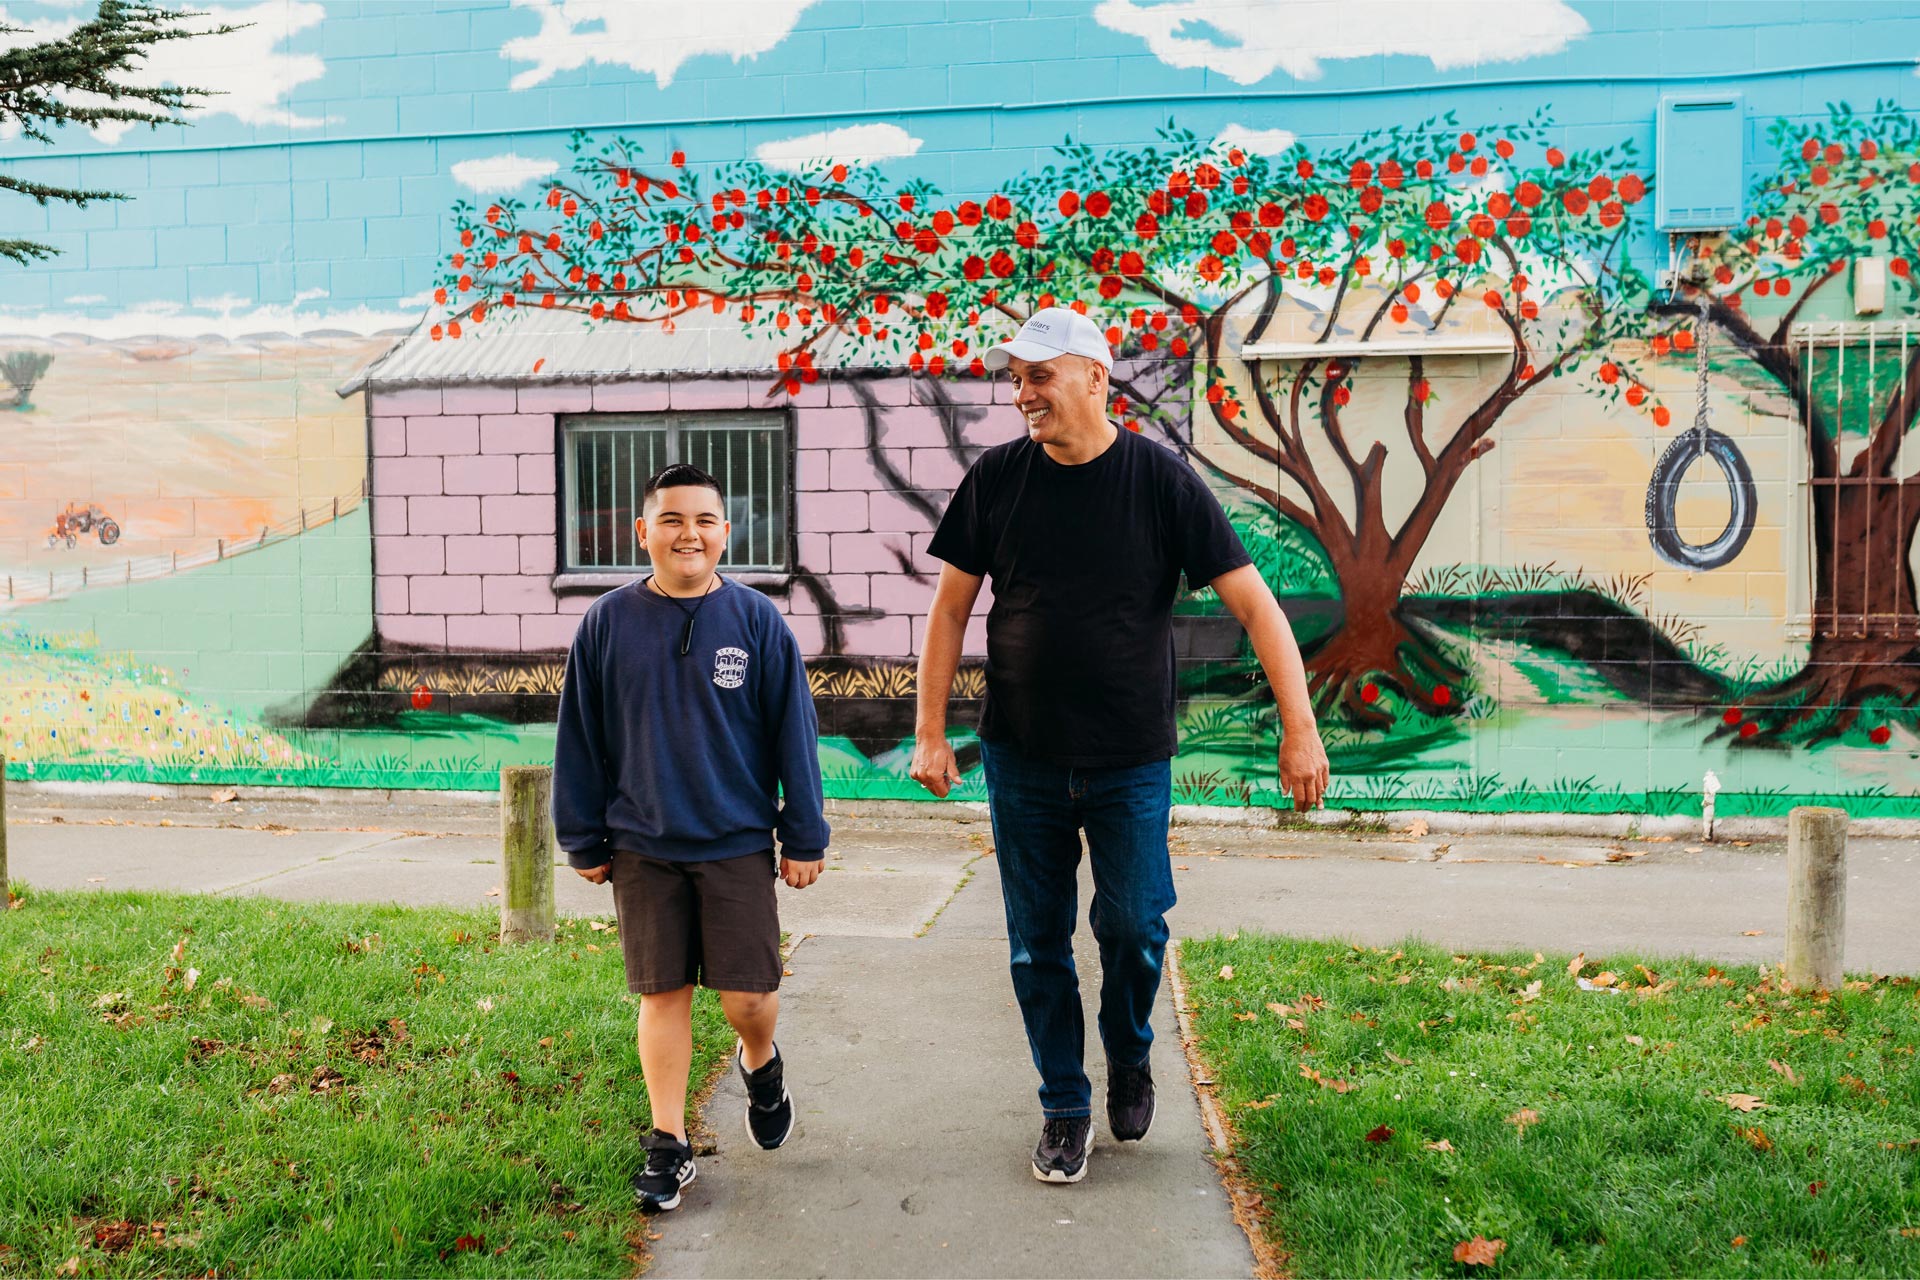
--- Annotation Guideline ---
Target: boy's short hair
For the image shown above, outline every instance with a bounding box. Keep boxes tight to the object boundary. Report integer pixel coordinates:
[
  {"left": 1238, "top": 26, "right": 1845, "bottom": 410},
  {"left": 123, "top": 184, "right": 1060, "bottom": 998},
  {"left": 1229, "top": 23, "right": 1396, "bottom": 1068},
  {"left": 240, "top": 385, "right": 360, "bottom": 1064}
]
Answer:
[{"left": 642, "top": 463, "right": 725, "bottom": 513}]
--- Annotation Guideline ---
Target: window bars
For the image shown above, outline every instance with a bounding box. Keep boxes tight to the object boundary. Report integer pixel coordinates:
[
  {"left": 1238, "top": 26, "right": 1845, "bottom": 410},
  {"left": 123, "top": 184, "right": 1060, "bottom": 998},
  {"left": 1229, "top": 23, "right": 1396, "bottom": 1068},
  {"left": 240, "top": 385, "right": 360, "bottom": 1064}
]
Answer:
[
  {"left": 1788, "top": 321, "right": 1920, "bottom": 642},
  {"left": 562, "top": 412, "right": 789, "bottom": 574}
]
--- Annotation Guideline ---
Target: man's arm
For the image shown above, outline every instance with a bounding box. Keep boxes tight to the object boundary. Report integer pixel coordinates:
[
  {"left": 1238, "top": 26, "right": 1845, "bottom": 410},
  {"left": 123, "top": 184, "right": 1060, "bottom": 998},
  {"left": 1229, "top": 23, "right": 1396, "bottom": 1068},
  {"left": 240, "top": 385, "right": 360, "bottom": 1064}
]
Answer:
[
  {"left": 1211, "top": 564, "right": 1330, "bottom": 811},
  {"left": 909, "top": 563, "right": 985, "bottom": 797}
]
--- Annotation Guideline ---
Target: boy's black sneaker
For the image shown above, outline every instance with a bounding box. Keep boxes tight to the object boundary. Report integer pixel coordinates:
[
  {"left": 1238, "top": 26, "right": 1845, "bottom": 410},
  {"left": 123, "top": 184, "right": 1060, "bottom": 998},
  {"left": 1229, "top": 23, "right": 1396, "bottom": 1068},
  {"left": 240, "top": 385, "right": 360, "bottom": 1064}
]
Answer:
[
  {"left": 632, "top": 1129, "right": 696, "bottom": 1212},
  {"left": 737, "top": 1042, "right": 795, "bottom": 1150},
  {"left": 1107, "top": 1055, "right": 1156, "bottom": 1143},
  {"left": 1031, "top": 1115, "right": 1093, "bottom": 1183}
]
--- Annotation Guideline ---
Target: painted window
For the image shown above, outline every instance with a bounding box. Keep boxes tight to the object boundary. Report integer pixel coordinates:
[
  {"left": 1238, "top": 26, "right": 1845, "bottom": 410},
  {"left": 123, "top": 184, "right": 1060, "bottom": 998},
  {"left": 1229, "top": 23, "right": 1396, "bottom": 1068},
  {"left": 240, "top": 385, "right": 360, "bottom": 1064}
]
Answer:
[{"left": 560, "top": 411, "right": 789, "bottom": 573}]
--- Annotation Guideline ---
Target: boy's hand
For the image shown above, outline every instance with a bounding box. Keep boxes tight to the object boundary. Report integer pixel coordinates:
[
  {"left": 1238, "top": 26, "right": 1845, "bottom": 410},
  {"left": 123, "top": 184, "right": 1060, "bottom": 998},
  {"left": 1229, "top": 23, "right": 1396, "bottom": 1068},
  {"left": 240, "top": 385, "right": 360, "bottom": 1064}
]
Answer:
[
  {"left": 574, "top": 864, "right": 610, "bottom": 885},
  {"left": 780, "top": 856, "right": 823, "bottom": 889}
]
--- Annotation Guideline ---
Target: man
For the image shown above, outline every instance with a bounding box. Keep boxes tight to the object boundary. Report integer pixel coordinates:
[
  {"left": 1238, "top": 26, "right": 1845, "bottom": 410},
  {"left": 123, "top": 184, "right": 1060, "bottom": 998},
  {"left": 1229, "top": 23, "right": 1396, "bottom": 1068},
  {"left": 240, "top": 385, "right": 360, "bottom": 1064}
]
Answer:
[{"left": 910, "top": 307, "right": 1329, "bottom": 1185}]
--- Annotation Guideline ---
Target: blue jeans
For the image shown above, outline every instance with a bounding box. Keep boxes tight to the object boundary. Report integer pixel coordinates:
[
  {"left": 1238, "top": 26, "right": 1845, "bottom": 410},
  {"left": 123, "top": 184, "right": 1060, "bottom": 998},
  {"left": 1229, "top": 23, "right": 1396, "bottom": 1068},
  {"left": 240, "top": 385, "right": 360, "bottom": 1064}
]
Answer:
[{"left": 980, "top": 739, "right": 1176, "bottom": 1118}]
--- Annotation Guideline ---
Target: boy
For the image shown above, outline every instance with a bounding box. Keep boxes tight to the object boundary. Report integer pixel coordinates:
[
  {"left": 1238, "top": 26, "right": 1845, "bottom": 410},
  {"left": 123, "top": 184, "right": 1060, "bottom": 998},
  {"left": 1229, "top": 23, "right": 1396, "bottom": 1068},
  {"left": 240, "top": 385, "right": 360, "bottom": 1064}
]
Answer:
[{"left": 554, "top": 462, "right": 829, "bottom": 1213}]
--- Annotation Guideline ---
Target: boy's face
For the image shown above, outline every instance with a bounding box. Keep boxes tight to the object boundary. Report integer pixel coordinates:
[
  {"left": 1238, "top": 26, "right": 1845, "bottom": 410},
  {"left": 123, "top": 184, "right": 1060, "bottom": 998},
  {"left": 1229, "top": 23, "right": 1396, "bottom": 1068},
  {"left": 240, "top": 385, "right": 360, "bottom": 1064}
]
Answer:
[{"left": 637, "top": 484, "right": 730, "bottom": 590}]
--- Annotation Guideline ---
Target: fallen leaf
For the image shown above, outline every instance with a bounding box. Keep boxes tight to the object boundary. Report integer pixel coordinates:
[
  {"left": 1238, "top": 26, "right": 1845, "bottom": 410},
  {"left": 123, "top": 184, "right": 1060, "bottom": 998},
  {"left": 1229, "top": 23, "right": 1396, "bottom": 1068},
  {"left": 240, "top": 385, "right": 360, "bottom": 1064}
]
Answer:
[
  {"left": 1453, "top": 1235, "right": 1506, "bottom": 1266},
  {"left": 1899, "top": 1226, "right": 1920, "bottom": 1238},
  {"left": 1742, "top": 930, "right": 1764, "bottom": 937},
  {"left": 210, "top": 788, "right": 238, "bottom": 803},
  {"left": 1625, "top": 1034, "right": 1646, "bottom": 1047},
  {"left": 1364, "top": 1124, "right": 1394, "bottom": 1143},
  {"left": 1735, "top": 1125, "right": 1773, "bottom": 1152},
  {"left": 1723, "top": 1093, "right": 1766, "bottom": 1113},
  {"left": 453, "top": 1234, "right": 485, "bottom": 1253},
  {"left": 56, "top": 1256, "right": 79, "bottom": 1277},
  {"left": 182, "top": 967, "right": 200, "bottom": 993},
  {"left": 1809, "top": 1181, "right": 1826, "bottom": 1197},
  {"left": 1233, "top": 1011, "right": 1258, "bottom": 1022},
  {"left": 1605, "top": 849, "right": 1644, "bottom": 862},
  {"left": 1386, "top": 1050, "right": 1414, "bottom": 1066},
  {"left": 539, "top": 1036, "right": 555, "bottom": 1048},
  {"left": 1174, "top": 864, "right": 1190, "bottom": 871},
  {"left": 239, "top": 993, "right": 272, "bottom": 1010},
  {"left": 1567, "top": 952, "right": 1586, "bottom": 978},
  {"left": 1299, "top": 1063, "right": 1354, "bottom": 1093},
  {"left": 1266, "top": 1001, "right": 1293, "bottom": 1018},
  {"left": 1424, "top": 1138, "right": 1456, "bottom": 1152},
  {"left": 1516, "top": 980, "right": 1543, "bottom": 1004},
  {"left": 1731, "top": 840, "right": 1752, "bottom": 847},
  {"left": 86, "top": 876, "right": 106, "bottom": 883},
  {"left": 1506, "top": 1108, "right": 1542, "bottom": 1134},
  {"left": 1882, "top": 1139, "right": 1920, "bottom": 1152},
  {"left": 485, "top": 886, "right": 501, "bottom": 898},
  {"left": 1685, "top": 846, "right": 1704, "bottom": 853},
  {"left": 475, "top": 998, "right": 494, "bottom": 1012},
  {"left": 1731, "top": 1236, "right": 1748, "bottom": 1247},
  {"left": 1767, "top": 1059, "right": 1801, "bottom": 1087},
  {"left": 1405, "top": 818, "right": 1430, "bottom": 837},
  {"left": 1218, "top": 965, "right": 1235, "bottom": 981}
]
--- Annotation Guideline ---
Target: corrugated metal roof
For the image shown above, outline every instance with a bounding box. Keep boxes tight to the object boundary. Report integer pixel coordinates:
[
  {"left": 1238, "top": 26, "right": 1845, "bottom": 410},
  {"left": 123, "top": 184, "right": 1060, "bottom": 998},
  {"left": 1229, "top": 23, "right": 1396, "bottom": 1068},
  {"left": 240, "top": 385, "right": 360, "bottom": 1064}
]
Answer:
[{"left": 338, "top": 306, "right": 896, "bottom": 396}]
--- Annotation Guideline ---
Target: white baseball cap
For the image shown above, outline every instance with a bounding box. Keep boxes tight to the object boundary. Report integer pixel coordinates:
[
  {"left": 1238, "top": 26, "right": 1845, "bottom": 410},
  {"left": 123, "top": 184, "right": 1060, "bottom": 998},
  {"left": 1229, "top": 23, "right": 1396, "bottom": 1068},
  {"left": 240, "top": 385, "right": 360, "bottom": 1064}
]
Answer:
[{"left": 983, "top": 306, "right": 1113, "bottom": 371}]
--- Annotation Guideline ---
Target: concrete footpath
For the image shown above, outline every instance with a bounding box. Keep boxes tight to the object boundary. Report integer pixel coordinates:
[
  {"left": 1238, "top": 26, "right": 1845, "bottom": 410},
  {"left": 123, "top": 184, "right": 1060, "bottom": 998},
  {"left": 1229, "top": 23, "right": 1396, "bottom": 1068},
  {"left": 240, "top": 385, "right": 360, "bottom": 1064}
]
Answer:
[{"left": 10, "top": 788, "right": 1920, "bottom": 1278}]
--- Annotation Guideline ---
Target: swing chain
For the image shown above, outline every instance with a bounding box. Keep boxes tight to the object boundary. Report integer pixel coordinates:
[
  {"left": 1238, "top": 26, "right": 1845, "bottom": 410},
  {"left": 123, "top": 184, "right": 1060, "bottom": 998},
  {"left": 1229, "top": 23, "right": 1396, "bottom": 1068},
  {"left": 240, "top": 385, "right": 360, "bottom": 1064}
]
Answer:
[{"left": 1694, "top": 292, "right": 1712, "bottom": 459}]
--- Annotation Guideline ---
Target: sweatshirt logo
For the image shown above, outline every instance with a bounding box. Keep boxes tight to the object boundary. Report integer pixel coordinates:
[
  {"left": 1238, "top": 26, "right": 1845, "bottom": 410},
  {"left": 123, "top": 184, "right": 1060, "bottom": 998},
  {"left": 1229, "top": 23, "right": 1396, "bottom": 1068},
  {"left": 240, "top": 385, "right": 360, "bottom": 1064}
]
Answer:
[{"left": 713, "top": 646, "right": 749, "bottom": 689}]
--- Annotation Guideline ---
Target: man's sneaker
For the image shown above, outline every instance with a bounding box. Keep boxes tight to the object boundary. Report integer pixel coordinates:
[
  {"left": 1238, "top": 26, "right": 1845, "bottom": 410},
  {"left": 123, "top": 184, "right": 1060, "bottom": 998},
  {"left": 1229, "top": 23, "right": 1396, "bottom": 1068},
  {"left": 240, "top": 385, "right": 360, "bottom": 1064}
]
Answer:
[
  {"left": 632, "top": 1129, "right": 696, "bottom": 1212},
  {"left": 1107, "top": 1055, "right": 1156, "bottom": 1143},
  {"left": 737, "top": 1042, "right": 795, "bottom": 1150},
  {"left": 1031, "top": 1115, "right": 1093, "bottom": 1184}
]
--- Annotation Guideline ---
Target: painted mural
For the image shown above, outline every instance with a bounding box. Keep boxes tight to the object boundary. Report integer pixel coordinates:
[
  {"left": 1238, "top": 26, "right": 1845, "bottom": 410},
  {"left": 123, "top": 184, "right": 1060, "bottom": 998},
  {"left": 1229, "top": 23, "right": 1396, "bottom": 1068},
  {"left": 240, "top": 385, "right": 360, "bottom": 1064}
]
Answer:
[{"left": 2, "top": 1, "right": 1917, "bottom": 817}]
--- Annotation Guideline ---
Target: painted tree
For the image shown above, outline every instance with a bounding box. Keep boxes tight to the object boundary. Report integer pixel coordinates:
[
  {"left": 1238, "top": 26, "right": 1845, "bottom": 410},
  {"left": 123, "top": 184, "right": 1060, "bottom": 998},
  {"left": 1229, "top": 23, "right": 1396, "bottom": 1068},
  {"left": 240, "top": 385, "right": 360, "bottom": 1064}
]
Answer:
[
  {"left": 438, "top": 117, "right": 1652, "bottom": 726},
  {"left": 1, "top": 0, "right": 234, "bottom": 265},
  {"left": 1640, "top": 101, "right": 1920, "bottom": 745}
]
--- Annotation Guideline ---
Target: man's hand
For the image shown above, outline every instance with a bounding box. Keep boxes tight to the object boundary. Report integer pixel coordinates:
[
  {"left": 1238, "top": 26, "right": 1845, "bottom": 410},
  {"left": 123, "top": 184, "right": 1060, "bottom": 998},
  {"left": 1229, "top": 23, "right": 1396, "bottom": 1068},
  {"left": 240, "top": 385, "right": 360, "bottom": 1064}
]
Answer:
[
  {"left": 781, "top": 856, "right": 823, "bottom": 889},
  {"left": 1279, "top": 726, "right": 1331, "bottom": 812},
  {"left": 574, "top": 863, "right": 610, "bottom": 885},
  {"left": 908, "top": 734, "right": 963, "bottom": 798}
]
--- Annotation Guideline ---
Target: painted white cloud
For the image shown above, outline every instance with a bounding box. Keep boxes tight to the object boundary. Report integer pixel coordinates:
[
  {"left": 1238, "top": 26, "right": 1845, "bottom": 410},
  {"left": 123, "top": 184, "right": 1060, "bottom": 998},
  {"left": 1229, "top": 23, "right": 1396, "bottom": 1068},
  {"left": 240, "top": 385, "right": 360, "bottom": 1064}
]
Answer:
[
  {"left": 0, "top": 0, "right": 331, "bottom": 143},
  {"left": 451, "top": 152, "right": 561, "bottom": 193},
  {"left": 0, "top": 295, "right": 417, "bottom": 341},
  {"left": 503, "top": 0, "right": 819, "bottom": 91},
  {"left": 1094, "top": 0, "right": 1589, "bottom": 84},
  {"left": 63, "top": 293, "right": 107, "bottom": 305},
  {"left": 1213, "top": 124, "right": 1297, "bottom": 156},
  {"left": 754, "top": 123, "right": 922, "bottom": 171}
]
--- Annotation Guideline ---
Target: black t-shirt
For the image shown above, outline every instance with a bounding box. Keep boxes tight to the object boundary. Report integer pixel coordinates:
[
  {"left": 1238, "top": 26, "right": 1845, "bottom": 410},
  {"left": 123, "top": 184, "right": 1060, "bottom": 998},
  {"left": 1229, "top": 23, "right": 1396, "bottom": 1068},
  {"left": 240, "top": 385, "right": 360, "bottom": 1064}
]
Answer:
[{"left": 927, "top": 427, "right": 1251, "bottom": 767}]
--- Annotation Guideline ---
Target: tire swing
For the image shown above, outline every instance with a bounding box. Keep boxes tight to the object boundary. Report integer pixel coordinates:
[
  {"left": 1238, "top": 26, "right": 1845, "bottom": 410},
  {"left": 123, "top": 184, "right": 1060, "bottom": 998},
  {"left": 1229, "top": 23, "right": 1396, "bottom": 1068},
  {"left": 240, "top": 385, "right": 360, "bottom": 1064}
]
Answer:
[{"left": 1643, "top": 296, "right": 1757, "bottom": 569}]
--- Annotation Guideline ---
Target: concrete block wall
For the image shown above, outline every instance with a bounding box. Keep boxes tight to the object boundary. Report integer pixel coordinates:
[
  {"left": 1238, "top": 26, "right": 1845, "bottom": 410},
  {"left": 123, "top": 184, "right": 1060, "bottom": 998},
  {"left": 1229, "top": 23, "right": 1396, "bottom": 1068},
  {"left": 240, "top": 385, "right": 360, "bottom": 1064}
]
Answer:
[{"left": 369, "top": 373, "right": 1022, "bottom": 658}]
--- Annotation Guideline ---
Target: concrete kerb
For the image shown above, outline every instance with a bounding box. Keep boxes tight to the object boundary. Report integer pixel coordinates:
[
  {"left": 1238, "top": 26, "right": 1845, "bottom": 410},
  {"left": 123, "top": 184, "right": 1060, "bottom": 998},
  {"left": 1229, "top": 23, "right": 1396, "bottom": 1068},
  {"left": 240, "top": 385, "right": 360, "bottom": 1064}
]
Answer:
[{"left": 18, "top": 781, "right": 1920, "bottom": 839}]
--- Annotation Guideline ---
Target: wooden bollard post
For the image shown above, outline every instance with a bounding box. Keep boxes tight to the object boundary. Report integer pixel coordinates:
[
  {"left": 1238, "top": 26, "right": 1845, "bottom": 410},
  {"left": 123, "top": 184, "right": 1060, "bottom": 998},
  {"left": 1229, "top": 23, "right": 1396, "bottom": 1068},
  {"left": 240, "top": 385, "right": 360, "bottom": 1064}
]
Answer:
[
  {"left": 500, "top": 766, "right": 555, "bottom": 944},
  {"left": 1785, "top": 806, "right": 1848, "bottom": 990}
]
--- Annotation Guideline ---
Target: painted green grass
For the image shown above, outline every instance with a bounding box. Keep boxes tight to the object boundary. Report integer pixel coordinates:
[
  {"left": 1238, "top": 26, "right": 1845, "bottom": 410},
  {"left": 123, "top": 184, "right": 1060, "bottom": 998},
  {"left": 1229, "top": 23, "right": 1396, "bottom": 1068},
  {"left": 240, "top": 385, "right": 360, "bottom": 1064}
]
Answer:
[
  {"left": 0, "top": 891, "right": 733, "bottom": 1277},
  {"left": 1182, "top": 934, "right": 1920, "bottom": 1279}
]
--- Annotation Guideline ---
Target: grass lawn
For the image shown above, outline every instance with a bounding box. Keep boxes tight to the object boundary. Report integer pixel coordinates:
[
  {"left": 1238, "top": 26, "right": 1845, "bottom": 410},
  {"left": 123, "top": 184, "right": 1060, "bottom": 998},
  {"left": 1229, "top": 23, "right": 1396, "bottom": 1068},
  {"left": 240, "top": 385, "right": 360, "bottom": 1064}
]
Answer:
[
  {"left": 1181, "top": 935, "right": 1920, "bottom": 1278},
  {"left": 0, "top": 890, "right": 733, "bottom": 1277}
]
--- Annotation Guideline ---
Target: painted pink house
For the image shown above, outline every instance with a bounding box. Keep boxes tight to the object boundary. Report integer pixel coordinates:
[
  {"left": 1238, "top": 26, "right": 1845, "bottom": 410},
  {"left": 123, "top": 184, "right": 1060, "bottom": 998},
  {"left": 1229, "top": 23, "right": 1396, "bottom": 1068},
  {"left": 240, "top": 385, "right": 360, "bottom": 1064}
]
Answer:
[{"left": 340, "top": 310, "right": 1064, "bottom": 745}]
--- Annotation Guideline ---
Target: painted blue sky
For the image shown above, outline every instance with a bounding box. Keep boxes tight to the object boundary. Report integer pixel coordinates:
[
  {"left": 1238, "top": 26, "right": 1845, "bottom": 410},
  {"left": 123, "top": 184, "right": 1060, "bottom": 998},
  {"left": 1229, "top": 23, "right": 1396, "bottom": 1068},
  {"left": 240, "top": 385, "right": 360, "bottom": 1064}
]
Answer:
[{"left": 0, "top": 0, "right": 1916, "bottom": 331}]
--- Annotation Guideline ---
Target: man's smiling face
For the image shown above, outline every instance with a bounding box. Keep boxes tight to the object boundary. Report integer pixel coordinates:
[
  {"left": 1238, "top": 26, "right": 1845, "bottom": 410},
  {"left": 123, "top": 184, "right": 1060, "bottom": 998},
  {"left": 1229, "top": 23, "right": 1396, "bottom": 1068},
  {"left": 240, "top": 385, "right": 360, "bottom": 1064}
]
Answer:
[{"left": 1007, "top": 353, "right": 1105, "bottom": 444}]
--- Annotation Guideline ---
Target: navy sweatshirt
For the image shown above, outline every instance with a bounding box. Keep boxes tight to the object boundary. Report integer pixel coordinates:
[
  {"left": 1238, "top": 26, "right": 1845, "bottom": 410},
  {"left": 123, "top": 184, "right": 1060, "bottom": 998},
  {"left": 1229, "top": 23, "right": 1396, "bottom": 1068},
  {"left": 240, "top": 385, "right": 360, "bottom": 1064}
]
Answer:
[{"left": 552, "top": 577, "right": 830, "bottom": 868}]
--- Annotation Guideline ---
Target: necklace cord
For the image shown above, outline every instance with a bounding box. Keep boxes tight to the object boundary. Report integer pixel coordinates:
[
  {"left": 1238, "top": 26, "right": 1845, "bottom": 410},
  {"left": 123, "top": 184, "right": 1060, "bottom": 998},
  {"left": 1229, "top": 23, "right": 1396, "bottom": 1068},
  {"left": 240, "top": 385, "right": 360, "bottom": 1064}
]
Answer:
[{"left": 646, "top": 574, "right": 716, "bottom": 656}]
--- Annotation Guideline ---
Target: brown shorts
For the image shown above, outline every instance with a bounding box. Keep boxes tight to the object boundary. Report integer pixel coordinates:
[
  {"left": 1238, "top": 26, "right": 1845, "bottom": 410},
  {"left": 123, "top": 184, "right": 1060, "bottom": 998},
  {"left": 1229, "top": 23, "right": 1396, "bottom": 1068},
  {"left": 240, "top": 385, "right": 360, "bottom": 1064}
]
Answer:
[{"left": 607, "top": 848, "right": 782, "bottom": 995}]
